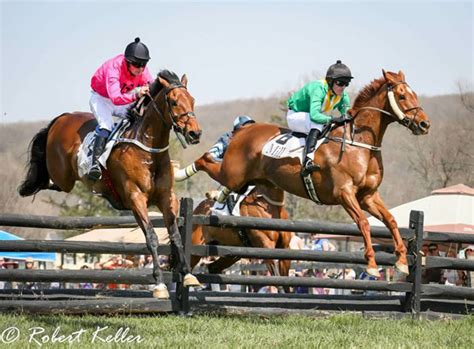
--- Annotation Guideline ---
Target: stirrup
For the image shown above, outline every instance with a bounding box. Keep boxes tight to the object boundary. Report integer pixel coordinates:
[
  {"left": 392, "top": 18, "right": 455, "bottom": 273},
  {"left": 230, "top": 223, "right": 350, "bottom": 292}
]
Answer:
[
  {"left": 88, "top": 165, "right": 102, "bottom": 181},
  {"left": 301, "top": 159, "right": 319, "bottom": 176}
]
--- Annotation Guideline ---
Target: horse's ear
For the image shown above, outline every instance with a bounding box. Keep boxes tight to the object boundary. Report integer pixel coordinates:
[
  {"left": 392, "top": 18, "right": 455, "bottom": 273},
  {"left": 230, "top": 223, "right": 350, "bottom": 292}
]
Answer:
[
  {"left": 158, "top": 76, "right": 170, "bottom": 88},
  {"left": 382, "top": 69, "right": 396, "bottom": 83},
  {"left": 181, "top": 74, "right": 188, "bottom": 87},
  {"left": 398, "top": 70, "right": 405, "bottom": 81}
]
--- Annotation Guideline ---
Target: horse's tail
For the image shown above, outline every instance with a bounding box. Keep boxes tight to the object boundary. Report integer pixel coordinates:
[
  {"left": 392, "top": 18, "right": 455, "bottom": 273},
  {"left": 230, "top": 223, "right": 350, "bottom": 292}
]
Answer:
[
  {"left": 18, "top": 116, "right": 62, "bottom": 197},
  {"left": 174, "top": 162, "right": 198, "bottom": 181}
]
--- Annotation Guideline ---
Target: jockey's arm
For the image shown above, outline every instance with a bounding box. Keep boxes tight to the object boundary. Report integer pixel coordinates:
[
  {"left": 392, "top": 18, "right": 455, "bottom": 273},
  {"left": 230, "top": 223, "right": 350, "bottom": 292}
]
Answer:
[
  {"left": 337, "top": 93, "right": 351, "bottom": 116},
  {"left": 309, "top": 85, "right": 332, "bottom": 125},
  {"left": 105, "top": 72, "right": 137, "bottom": 105}
]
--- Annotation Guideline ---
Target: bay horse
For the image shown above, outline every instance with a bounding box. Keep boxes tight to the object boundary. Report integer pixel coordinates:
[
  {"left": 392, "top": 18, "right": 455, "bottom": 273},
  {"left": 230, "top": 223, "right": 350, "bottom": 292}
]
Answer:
[
  {"left": 175, "top": 142, "right": 292, "bottom": 280},
  {"left": 191, "top": 185, "right": 292, "bottom": 279},
  {"left": 18, "top": 70, "right": 202, "bottom": 298},
  {"left": 201, "top": 70, "right": 431, "bottom": 277}
]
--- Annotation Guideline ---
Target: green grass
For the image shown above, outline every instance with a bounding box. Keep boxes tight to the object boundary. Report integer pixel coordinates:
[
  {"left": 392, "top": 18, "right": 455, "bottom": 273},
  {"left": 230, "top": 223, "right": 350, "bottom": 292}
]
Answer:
[{"left": 0, "top": 313, "right": 472, "bottom": 348}]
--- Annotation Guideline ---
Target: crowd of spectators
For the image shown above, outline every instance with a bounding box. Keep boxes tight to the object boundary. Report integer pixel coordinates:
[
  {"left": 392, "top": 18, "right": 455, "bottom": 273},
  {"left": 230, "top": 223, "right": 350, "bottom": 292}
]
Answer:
[{"left": 0, "top": 239, "right": 472, "bottom": 293}]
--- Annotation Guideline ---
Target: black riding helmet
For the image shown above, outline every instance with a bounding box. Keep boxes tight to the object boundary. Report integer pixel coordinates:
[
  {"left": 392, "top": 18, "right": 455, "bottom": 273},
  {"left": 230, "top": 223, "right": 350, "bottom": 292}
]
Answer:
[
  {"left": 124, "top": 37, "right": 151, "bottom": 65},
  {"left": 326, "top": 60, "right": 353, "bottom": 84}
]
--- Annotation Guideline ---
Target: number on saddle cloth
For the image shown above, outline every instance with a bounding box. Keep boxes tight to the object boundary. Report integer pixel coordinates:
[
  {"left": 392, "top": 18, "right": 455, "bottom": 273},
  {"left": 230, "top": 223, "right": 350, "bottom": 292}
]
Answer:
[{"left": 262, "top": 125, "right": 332, "bottom": 162}]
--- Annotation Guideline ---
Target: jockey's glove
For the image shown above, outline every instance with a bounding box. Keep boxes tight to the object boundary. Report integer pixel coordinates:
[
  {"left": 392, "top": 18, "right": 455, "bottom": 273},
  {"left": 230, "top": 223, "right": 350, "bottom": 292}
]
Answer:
[{"left": 331, "top": 115, "right": 351, "bottom": 125}]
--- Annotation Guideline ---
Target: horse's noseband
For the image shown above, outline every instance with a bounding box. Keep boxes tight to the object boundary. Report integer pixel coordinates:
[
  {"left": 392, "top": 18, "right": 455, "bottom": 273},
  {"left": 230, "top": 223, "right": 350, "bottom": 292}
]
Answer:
[{"left": 387, "top": 82, "right": 423, "bottom": 131}]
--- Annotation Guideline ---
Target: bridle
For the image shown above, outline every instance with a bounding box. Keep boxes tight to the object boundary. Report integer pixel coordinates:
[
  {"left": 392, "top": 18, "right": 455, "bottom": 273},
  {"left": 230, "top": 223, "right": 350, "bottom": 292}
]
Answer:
[
  {"left": 329, "top": 80, "right": 426, "bottom": 152},
  {"left": 147, "top": 83, "right": 196, "bottom": 148},
  {"left": 357, "top": 81, "right": 424, "bottom": 130}
]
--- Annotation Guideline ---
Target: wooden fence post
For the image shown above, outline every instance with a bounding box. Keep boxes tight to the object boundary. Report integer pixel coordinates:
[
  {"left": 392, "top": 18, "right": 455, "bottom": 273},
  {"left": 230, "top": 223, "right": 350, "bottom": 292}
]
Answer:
[
  {"left": 404, "top": 210, "right": 424, "bottom": 317},
  {"left": 177, "top": 197, "right": 194, "bottom": 315}
]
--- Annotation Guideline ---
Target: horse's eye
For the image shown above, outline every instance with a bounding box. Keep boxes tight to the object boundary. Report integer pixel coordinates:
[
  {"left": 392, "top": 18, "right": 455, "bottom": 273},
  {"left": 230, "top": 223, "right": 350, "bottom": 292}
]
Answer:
[
  {"left": 399, "top": 95, "right": 405, "bottom": 100},
  {"left": 170, "top": 100, "right": 178, "bottom": 107}
]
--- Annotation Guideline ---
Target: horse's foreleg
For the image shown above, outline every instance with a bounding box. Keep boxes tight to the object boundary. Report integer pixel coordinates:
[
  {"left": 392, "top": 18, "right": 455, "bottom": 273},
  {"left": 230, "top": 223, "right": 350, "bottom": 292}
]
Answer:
[
  {"left": 129, "top": 193, "right": 168, "bottom": 298},
  {"left": 361, "top": 192, "right": 408, "bottom": 274},
  {"left": 157, "top": 192, "right": 201, "bottom": 287},
  {"left": 339, "top": 188, "right": 379, "bottom": 277}
]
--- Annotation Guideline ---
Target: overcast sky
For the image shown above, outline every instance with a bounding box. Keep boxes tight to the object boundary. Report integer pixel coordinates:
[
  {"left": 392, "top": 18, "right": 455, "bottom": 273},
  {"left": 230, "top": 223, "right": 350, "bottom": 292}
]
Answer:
[{"left": 1, "top": 0, "right": 472, "bottom": 122}]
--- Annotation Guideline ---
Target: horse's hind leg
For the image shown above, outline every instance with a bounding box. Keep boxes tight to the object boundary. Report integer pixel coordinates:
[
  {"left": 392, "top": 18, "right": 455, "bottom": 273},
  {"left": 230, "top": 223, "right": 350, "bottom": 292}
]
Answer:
[
  {"left": 175, "top": 153, "right": 221, "bottom": 182},
  {"left": 361, "top": 192, "right": 408, "bottom": 274}
]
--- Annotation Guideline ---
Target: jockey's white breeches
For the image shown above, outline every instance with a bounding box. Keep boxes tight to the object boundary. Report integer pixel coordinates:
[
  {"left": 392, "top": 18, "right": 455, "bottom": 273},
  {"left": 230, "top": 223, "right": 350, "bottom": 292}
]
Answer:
[
  {"left": 89, "top": 91, "right": 132, "bottom": 131},
  {"left": 286, "top": 109, "right": 325, "bottom": 134}
]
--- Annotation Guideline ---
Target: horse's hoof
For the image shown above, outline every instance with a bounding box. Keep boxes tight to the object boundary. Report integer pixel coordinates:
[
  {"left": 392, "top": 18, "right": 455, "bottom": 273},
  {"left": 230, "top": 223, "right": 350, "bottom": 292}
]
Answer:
[
  {"left": 183, "top": 273, "right": 202, "bottom": 288},
  {"left": 395, "top": 262, "right": 409, "bottom": 275},
  {"left": 367, "top": 267, "right": 381, "bottom": 278},
  {"left": 152, "top": 284, "right": 169, "bottom": 299}
]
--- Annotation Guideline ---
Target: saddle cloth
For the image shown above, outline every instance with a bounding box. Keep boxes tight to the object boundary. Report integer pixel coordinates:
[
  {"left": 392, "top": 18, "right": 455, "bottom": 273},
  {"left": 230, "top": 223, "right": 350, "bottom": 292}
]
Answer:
[
  {"left": 77, "top": 120, "right": 130, "bottom": 178},
  {"left": 262, "top": 133, "right": 326, "bottom": 163},
  {"left": 211, "top": 185, "right": 256, "bottom": 216}
]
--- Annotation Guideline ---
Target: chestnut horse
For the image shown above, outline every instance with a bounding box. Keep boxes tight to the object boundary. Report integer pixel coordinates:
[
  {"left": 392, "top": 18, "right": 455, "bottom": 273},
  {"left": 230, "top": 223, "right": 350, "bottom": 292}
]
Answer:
[
  {"left": 18, "top": 70, "right": 202, "bottom": 298},
  {"left": 201, "top": 70, "right": 431, "bottom": 277},
  {"left": 175, "top": 145, "right": 292, "bottom": 279}
]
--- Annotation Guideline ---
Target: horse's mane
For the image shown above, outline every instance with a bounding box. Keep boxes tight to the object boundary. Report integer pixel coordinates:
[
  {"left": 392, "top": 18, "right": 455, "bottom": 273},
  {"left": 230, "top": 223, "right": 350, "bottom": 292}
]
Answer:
[
  {"left": 149, "top": 70, "right": 181, "bottom": 97},
  {"left": 352, "top": 77, "right": 386, "bottom": 109},
  {"left": 126, "top": 70, "right": 182, "bottom": 136}
]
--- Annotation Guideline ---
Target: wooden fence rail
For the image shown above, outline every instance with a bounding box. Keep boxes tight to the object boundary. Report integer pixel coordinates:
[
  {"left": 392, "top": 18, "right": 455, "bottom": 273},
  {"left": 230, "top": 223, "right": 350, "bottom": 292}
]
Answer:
[{"left": 0, "top": 198, "right": 473, "bottom": 316}]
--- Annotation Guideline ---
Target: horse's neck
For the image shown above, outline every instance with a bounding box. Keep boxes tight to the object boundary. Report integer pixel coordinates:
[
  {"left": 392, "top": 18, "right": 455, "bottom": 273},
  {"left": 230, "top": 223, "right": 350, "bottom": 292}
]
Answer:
[
  {"left": 352, "top": 90, "right": 392, "bottom": 147},
  {"left": 132, "top": 99, "right": 171, "bottom": 150}
]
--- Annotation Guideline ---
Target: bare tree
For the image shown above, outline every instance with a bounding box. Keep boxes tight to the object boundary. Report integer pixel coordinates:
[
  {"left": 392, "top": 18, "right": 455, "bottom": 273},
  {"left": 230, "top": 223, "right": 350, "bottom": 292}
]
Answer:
[{"left": 407, "top": 86, "right": 474, "bottom": 191}]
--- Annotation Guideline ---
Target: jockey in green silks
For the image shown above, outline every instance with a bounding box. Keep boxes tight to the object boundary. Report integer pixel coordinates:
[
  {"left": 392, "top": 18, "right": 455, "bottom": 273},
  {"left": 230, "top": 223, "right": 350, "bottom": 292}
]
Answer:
[{"left": 286, "top": 60, "right": 353, "bottom": 175}]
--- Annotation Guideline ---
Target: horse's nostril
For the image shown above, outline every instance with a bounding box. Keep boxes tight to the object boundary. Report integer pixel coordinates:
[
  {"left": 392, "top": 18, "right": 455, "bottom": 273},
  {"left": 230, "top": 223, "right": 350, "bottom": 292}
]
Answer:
[
  {"left": 419, "top": 120, "right": 430, "bottom": 130},
  {"left": 189, "top": 130, "right": 201, "bottom": 139}
]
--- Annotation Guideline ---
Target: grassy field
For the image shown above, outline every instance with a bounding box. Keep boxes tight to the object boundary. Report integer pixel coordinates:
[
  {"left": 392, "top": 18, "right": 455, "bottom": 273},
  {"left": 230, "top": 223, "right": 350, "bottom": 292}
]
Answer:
[{"left": 0, "top": 313, "right": 472, "bottom": 348}]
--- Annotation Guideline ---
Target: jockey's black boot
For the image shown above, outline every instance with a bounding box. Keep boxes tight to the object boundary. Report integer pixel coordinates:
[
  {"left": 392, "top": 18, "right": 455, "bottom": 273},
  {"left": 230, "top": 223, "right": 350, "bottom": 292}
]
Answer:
[
  {"left": 301, "top": 128, "right": 321, "bottom": 176},
  {"left": 88, "top": 131, "right": 109, "bottom": 181}
]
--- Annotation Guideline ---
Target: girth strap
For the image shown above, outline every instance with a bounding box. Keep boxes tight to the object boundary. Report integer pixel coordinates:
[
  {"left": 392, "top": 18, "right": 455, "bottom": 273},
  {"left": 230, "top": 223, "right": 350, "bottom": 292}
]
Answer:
[{"left": 301, "top": 172, "right": 323, "bottom": 205}]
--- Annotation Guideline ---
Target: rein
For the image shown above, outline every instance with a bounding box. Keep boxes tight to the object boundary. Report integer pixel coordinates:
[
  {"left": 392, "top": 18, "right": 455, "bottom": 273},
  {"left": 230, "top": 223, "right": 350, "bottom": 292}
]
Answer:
[
  {"left": 256, "top": 193, "right": 285, "bottom": 207},
  {"left": 355, "top": 82, "right": 423, "bottom": 129},
  {"left": 332, "top": 81, "right": 424, "bottom": 152},
  {"left": 146, "top": 83, "right": 196, "bottom": 149}
]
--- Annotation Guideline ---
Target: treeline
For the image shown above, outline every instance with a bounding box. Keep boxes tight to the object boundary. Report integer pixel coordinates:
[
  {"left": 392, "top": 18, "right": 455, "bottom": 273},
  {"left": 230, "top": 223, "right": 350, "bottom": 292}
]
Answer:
[{"left": 1, "top": 88, "right": 472, "bottom": 237}]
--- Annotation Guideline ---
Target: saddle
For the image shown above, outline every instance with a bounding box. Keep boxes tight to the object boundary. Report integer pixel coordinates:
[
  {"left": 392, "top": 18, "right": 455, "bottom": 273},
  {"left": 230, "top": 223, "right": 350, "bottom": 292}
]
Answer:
[{"left": 261, "top": 125, "right": 332, "bottom": 163}]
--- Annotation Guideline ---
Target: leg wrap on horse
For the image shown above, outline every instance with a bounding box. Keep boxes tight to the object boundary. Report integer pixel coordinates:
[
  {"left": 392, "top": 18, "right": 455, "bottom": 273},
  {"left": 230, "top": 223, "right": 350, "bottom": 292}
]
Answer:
[
  {"left": 216, "top": 187, "right": 231, "bottom": 204},
  {"left": 143, "top": 223, "right": 164, "bottom": 284},
  {"left": 169, "top": 226, "right": 190, "bottom": 275}
]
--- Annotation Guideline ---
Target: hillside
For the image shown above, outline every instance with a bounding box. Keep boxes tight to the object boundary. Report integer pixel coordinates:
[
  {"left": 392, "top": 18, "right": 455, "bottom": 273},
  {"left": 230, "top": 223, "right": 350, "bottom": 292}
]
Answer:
[{"left": 1, "top": 91, "right": 472, "bottom": 237}]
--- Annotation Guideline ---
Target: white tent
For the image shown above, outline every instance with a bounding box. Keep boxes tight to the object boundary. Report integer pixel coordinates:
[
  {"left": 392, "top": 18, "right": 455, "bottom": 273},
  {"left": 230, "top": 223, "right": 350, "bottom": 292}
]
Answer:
[
  {"left": 368, "top": 184, "right": 474, "bottom": 234},
  {"left": 66, "top": 226, "right": 170, "bottom": 244},
  {"left": 66, "top": 212, "right": 170, "bottom": 244}
]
